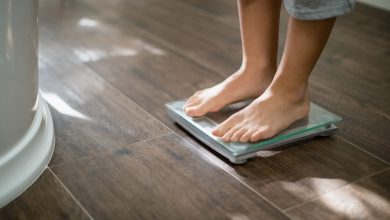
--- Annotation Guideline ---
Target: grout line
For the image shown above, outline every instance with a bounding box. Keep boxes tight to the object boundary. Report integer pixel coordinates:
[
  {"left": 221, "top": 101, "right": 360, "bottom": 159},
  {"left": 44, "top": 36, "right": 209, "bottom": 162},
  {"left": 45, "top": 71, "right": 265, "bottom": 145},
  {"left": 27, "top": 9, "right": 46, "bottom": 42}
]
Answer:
[
  {"left": 49, "top": 132, "right": 173, "bottom": 169},
  {"left": 41, "top": 35, "right": 175, "bottom": 169},
  {"left": 40, "top": 2, "right": 388, "bottom": 219},
  {"left": 89, "top": 66, "right": 290, "bottom": 216},
  {"left": 39, "top": 26, "right": 175, "bottom": 140},
  {"left": 84, "top": 59, "right": 290, "bottom": 217},
  {"left": 39, "top": 11, "right": 277, "bottom": 218},
  {"left": 65, "top": 54, "right": 390, "bottom": 218},
  {"left": 75, "top": 7, "right": 288, "bottom": 216},
  {"left": 49, "top": 59, "right": 286, "bottom": 217},
  {"left": 335, "top": 135, "right": 390, "bottom": 165},
  {"left": 283, "top": 166, "right": 390, "bottom": 213},
  {"left": 81, "top": 44, "right": 291, "bottom": 218},
  {"left": 48, "top": 168, "right": 95, "bottom": 220}
]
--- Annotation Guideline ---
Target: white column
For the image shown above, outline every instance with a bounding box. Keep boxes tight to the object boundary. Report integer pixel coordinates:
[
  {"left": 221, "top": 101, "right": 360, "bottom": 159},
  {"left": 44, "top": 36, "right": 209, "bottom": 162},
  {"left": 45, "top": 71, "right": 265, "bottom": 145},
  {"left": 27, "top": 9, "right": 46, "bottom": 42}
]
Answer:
[{"left": 0, "top": 0, "right": 55, "bottom": 207}]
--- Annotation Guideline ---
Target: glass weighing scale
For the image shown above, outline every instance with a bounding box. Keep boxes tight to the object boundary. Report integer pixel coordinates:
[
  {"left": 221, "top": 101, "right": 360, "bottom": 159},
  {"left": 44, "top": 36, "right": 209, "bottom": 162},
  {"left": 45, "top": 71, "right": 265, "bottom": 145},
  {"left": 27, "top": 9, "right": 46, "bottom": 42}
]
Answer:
[{"left": 166, "top": 100, "right": 341, "bottom": 164}]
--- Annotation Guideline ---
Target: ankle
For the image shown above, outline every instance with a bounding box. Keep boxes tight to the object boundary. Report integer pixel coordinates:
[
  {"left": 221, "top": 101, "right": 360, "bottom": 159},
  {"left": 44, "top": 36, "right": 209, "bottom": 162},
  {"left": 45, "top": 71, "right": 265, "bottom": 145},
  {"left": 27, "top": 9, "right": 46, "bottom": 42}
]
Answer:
[
  {"left": 239, "top": 62, "right": 276, "bottom": 77},
  {"left": 268, "top": 82, "right": 309, "bottom": 104}
]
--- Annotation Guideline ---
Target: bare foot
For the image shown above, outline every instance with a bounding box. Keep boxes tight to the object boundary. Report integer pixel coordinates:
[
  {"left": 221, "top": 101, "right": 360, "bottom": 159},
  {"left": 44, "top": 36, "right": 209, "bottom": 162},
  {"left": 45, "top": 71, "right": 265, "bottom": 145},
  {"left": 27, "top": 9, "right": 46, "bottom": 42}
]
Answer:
[
  {"left": 212, "top": 87, "right": 310, "bottom": 143},
  {"left": 184, "top": 66, "right": 274, "bottom": 117}
]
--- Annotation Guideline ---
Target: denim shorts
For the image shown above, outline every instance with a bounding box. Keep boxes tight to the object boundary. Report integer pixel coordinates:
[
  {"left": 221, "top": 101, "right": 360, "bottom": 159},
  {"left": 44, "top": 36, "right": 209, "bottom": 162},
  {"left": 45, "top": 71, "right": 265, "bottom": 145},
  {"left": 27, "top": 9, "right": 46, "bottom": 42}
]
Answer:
[{"left": 284, "top": 0, "right": 355, "bottom": 20}]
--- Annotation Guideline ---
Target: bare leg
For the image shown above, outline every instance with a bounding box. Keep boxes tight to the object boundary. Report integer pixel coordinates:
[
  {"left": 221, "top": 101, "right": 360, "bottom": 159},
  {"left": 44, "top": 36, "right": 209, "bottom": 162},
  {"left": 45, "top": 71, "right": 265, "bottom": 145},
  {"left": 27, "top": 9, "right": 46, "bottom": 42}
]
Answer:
[
  {"left": 184, "top": 0, "right": 281, "bottom": 117},
  {"left": 213, "top": 16, "right": 336, "bottom": 142}
]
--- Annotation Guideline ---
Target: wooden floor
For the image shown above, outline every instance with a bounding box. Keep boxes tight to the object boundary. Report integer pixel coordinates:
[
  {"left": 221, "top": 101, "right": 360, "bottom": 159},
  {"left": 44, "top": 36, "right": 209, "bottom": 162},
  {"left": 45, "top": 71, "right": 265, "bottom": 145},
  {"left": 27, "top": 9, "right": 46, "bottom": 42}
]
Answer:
[{"left": 1, "top": 0, "right": 389, "bottom": 219}]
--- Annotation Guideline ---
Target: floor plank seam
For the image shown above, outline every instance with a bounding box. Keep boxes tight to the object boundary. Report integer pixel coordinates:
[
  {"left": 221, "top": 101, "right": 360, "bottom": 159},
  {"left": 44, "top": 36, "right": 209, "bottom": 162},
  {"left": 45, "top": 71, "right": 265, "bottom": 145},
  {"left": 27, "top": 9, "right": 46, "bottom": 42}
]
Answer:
[
  {"left": 41, "top": 40, "right": 176, "bottom": 169},
  {"left": 22, "top": 1, "right": 388, "bottom": 219},
  {"left": 48, "top": 168, "right": 95, "bottom": 220},
  {"left": 39, "top": 34, "right": 176, "bottom": 141},
  {"left": 64, "top": 59, "right": 293, "bottom": 218},
  {"left": 172, "top": 132, "right": 293, "bottom": 219},
  {"left": 335, "top": 135, "right": 390, "bottom": 165},
  {"left": 71, "top": 34, "right": 290, "bottom": 217},
  {"left": 113, "top": 0, "right": 390, "bottom": 169},
  {"left": 82, "top": 49, "right": 294, "bottom": 218},
  {"left": 83, "top": 56, "right": 290, "bottom": 217},
  {"left": 282, "top": 166, "right": 390, "bottom": 213},
  {"left": 82, "top": 56, "right": 288, "bottom": 217},
  {"left": 39, "top": 3, "right": 389, "bottom": 218},
  {"left": 48, "top": 132, "right": 173, "bottom": 169},
  {"left": 102, "top": 0, "right": 390, "bottom": 166}
]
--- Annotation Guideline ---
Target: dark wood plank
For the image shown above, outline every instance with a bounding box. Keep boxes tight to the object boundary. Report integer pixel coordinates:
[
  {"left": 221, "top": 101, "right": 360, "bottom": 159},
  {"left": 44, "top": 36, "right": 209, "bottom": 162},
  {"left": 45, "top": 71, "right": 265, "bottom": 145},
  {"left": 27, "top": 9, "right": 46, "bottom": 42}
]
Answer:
[
  {"left": 37, "top": 0, "right": 389, "bottom": 210},
  {"left": 38, "top": 27, "right": 170, "bottom": 166},
  {"left": 177, "top": 1, "right": 390, "bottom": 57},
  {"left": 309, "top": 6, "right": 390, "bottom": 162},
  {"left": 175, "top": 0, "right": 239, "bottom": 30},
  {"left": 0, "top": 170, "right": 91, "bottom": 220},
  {"left": 147, "top": 0, "right": 390, "bottom": 162},
  {"left": 286, "top": 168, "right": 390, "bottom": 220},
  {"left": 230, "top": 137, "right": 388, "bottom": 209},
  {"left": 51, "top": 134, "right": 288, "bottom": 220},
  {"left": 83, "top": 28, "right": 388, "bottom": 210},
  {"left": 37, "top": 2, "right": 288, "bottom": 219},
  {"left": 81, "top": 0, "right": 243, "bottom": 75},
  {"left": 37, "top": 0, "right": 390, "bottom": 216},
  {"left": 353, "top": 2, "right": 390, "bottom": 25}
]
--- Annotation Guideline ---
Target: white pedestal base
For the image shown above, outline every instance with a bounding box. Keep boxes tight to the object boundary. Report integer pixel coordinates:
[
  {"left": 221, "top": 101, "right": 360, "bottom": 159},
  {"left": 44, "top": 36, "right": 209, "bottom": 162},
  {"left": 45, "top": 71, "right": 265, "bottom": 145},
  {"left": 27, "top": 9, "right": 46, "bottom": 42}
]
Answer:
[{"left": 0, "top": 95, "right": 55, "bottom": 208}]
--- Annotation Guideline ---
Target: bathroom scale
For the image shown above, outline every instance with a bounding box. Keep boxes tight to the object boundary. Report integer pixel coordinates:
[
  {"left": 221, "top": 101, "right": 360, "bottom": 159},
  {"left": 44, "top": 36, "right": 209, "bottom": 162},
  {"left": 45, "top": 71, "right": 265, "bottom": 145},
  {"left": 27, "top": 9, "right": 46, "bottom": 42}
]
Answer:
[{"left": 166, "top": 100, "right": 342, "bottom": 164}]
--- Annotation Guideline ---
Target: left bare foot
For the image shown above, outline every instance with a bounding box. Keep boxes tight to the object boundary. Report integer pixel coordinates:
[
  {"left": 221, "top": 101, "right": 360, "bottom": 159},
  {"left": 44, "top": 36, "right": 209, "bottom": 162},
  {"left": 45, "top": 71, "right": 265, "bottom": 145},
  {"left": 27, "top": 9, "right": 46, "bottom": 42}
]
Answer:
[{"left": 212, "top": 87, "right": 310, "bottom": 143}]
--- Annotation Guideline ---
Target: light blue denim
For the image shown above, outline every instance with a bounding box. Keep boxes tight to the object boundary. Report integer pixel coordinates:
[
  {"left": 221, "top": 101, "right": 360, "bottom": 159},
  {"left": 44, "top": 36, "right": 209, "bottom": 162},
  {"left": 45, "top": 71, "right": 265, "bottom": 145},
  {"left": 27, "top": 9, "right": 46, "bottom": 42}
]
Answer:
[{"left": 284, "top": 0, "right": 355, "bottom": 20}]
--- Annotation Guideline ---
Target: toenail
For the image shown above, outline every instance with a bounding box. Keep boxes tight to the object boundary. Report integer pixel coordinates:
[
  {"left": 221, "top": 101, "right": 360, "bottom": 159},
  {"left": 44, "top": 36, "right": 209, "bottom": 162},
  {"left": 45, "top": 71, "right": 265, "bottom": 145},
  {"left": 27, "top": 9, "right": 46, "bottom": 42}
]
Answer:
[{"left": 212, "top": 129, "right": 221, "bottom": 137}]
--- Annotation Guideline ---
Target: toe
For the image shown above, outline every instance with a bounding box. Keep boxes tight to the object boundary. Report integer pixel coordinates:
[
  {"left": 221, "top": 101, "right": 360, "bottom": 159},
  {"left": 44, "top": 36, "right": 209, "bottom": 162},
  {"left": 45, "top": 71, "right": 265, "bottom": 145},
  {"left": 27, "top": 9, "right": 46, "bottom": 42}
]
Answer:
[
  {"left": 187, "top": 96, "right": 196, "bottom": 102},
  {"left": 185, "top": 105, "right": 207, "bottom": 117},
  {"left": 250, "top": 127, "right": 274, "bottom": 142},
  {"left": 212, "top": 115, "right": 240, "bottom": 137},
  {"left": 221, "top": 126, "right": 240, "bottom": 142},
  {"left": 186, "top": 95, "right": 198, "bottom": 104},
  {"left": 194, "top": 90, "right": 203, "bottom": 95},
  {"left": 185, "top": 99, "right": 201, "bottom": 109},
  {"left": 188, "top": 91, "right": 203, "bottom": 99},
  {"left": 239, "top": 129, "right": 253, "bottom": 142},
  {"left": 230, "top": 127, "right": 247, "bottom": 142}
]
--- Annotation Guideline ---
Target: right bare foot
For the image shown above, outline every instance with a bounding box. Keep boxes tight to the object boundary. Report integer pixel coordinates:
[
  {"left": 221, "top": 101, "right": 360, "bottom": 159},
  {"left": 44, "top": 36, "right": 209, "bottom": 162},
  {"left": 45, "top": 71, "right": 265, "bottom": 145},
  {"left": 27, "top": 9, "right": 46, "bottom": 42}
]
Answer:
[{"left": 184, "top": 66, "right": 274, "bottom": 117}]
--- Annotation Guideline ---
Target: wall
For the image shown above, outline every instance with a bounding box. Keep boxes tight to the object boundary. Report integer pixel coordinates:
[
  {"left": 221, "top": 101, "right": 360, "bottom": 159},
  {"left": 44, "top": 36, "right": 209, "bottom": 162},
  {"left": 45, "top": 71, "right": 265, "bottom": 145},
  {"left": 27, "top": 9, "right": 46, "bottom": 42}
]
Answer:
[{"left": 359, "top": 0, "right": 390, "bottom": 11}]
